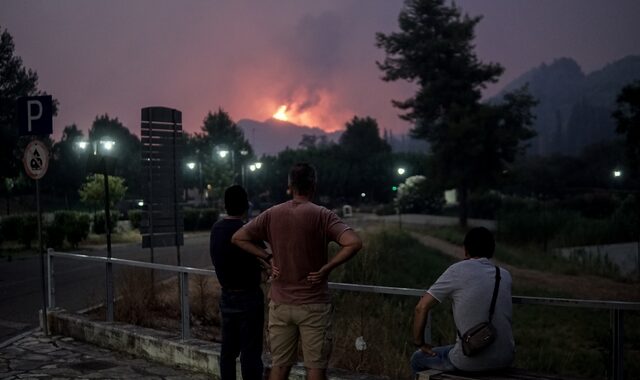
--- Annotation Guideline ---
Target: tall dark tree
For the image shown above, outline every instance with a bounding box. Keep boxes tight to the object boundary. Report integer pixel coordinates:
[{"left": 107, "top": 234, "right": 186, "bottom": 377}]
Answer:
[
  {"left": 88, "top": 114, "right": 142, "bottom": 198},
  {"left": 339, "top": 116, "right": 392, "bottom": 203},
  {"left": 0, "top": 25, "right": 57, "bottom": 212},
  {"left": 47, "top": 124, "right": 86, "bottom": 208},
  {"left": 613, "top": 80, "right": 640, "bottom": 179},
  {"left": 192, "top": 109, "right": 255, "bottom": 202},
  {"left": 376, "top": 0, "right": 536, "bottom": 226}
]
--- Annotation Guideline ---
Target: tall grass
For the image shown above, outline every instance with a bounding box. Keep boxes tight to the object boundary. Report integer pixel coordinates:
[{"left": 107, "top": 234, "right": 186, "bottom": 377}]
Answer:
[
  {"left": 327, "top": 229, "right": 640, "bottom": 379},
  {"left": 108, "top": 230, "right": 639, "bottom": 379},
  {"left": 329, "top": 229, "right": 455, "bottom": 378}
]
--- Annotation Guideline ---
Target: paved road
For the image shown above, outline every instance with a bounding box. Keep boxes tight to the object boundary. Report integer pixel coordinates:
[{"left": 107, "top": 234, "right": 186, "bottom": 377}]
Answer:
[{"left": 0, "top": 232, "right": 211, "bottom": 343}]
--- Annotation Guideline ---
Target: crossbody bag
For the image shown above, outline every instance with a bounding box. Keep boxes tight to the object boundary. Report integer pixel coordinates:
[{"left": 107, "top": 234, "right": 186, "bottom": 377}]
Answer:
[{"left": 457, "top": 265, "right": 501, "bottom": 356}]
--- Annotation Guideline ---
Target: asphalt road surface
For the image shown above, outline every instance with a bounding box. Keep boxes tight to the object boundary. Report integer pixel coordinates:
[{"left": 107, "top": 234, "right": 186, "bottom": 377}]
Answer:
[{"left": 0, "top": 232, "right": 211, "bottom": 342}]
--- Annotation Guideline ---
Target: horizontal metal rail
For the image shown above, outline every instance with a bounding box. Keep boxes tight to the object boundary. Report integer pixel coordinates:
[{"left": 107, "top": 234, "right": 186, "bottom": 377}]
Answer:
[
  {"left": 47, "top": 249, "right": 639, "bottom": 380},
  {"left": 48, "top": 250, "right": 640, "bottom": 310}
]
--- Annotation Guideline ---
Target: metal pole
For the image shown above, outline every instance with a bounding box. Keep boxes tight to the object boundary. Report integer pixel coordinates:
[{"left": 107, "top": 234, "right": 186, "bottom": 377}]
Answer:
[
  {"left": 47, "top": 249, "right": 55, "bottom": 308},
  {"left": 104, "top": 168, "right": 114, "bottom": 322},
  {"left": 180, "top": 272, "right": 190, "bottom": 340},
  {"left": 611, "top": 309, "right": 624, "bottom": 380},
  {"left": 242, "top": 165, "right": 246, "bottom": 189},
  {"left": 36, "top": 179, "right": 48, "bottom": 335}
]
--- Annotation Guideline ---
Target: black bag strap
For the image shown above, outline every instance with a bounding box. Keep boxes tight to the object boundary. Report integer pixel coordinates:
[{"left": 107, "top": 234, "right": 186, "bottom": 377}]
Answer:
[
  {"left": 488, "top": 265, "right": 501, "bottom": 321},
  {"left": 456, "top": 265, "right": 501, "bottom": 340}
]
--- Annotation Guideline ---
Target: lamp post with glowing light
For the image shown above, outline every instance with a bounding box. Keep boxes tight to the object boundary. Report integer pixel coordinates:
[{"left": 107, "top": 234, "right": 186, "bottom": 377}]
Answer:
[
  {"left": 246, "top": 162, "right": 262, "bottom": 194},
  {"left": 186, "top": 161, "right": 203, "bottom": 204},
  {"left": 217, "top": 147, "right": 249, "bottom": 186},
  {"left": 76, "top": 137, "right": 116, "bottom": 322},
  {"left": 395, "top": 167, "right": 408, "bottom": 228}
]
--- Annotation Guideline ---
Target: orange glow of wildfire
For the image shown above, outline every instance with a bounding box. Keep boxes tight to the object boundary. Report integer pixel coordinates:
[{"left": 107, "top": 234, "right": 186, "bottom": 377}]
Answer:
[{"left": 272, "top": 105, "right": 288, "bottom": 121}]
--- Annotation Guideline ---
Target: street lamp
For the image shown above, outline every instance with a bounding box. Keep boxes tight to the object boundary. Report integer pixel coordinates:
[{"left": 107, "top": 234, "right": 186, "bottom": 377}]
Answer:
[
  {"left": 613, "top": 169, "right": 623, "bottom": 178},
  {"left": 397, "top": 167, "right": 406, "bottom": 176},
  {"left": 217, "top": 147, "right": 250, "bottom": 186},
  {"left": 186, "top": 161, "right": 203, "bottom": 204},
  {"left": 76, "top": 137, "right": 116, "bottom": 322}
]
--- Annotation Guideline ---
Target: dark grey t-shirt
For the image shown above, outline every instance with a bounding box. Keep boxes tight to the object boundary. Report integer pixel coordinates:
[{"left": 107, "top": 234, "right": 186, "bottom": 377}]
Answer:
[{"left": 427, "top": 258, "right": 515, "bottom": 371}]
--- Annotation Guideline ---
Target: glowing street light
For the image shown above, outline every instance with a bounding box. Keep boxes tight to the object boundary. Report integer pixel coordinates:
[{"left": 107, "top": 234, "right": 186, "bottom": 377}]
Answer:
[
  {"left": 218, "top": 150, "right": 229, "bottom": 158},
  {"left": 397, "top": 167, "right": 406, "bottom": 175},
  {"left": 613, "top": 170, "right": 622, "bottom": 178},
  {"left": 249, "top": 162, "right": 262, "bottom": 172},
  {"left": 186, "top": 162, "right": 196, "bottom": 170},
  {"left": 74, "top": 136, "right": 117, "bottom": 323}
]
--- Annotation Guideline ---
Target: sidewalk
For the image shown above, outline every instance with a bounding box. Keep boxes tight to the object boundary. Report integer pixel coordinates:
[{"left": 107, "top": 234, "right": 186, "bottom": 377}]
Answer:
[{"left": 0, "top": 329, "right": 211, "bottom": 379}]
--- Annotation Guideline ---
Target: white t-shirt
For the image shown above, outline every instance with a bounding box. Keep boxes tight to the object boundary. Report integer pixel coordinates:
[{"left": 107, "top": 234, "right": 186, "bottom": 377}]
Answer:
[{"left": 427, "top": 257, "right": 515, "bottom": 371}]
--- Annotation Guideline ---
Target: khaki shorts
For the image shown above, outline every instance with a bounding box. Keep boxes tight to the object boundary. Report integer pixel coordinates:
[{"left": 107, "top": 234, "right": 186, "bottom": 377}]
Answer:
[{"left": 268, "top": 301, "right": 333, "bottom": 368}]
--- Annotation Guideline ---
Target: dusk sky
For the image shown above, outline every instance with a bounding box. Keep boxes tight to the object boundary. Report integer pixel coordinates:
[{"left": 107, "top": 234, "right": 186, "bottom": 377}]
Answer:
[{"left": 2, "top": 0, "right": 640, "bottom": 141}]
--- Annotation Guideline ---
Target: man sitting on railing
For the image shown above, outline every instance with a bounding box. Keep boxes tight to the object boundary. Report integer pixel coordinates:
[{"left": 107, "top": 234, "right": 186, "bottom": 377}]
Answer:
[{"left": 411, "top": 227, "right": 515, "bottom": 375}]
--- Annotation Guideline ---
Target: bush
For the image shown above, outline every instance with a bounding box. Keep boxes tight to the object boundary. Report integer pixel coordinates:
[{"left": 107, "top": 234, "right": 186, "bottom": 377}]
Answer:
[
  {"left": 468, "top": 192, "right": 502, "bottom": 219},
  {"left": 183, "top": 208, "right": 219, "bottom": 231},
  {"left": 1, "top": 215, "right": 22, "bottom": 241},
  {"left": 197, "top": 209, "right": 219, "bottom": 230},
  {"left": 496, "top": 197, "right": 576, "bottom": 245},
  {"left": 17, "top": 214, "right": 39, "bottom": 249},
  {"left": 184, "top": 208, "right": 200, "bottom": 231},
  {"left": 45, "top": 222, "right": 65, "bottom": 250},
  {"left": 67, "top": 213, "right": 90, "bottom": 248},
  {"left": 93, "top": 211, "right": 120, "bottom": 234},
  {"left": 560, "top": 193, "right": 618, "bottom": 219},
  {"left": 394, "top": 175, "right": 444, "bottom": 214},
  {"left": 128, "top": 210, "right": 143, "bottom": 229}
]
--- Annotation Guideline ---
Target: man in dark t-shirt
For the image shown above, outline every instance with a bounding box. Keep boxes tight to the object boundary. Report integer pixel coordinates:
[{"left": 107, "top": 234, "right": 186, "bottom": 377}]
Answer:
[{"left": 210, "top": 185, "right": 267, "bottom": 380}]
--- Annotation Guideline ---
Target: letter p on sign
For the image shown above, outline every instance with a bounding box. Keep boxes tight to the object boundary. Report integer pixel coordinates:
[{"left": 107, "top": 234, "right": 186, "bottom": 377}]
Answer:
[{"left": 18, "top": 95, "right": 53, "bottom": 136}]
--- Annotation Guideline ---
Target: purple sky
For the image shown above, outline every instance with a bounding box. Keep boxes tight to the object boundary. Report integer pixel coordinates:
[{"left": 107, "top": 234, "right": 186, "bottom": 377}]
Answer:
[{"left": 2, "top": 0, "right": 639, "bottom": 140}]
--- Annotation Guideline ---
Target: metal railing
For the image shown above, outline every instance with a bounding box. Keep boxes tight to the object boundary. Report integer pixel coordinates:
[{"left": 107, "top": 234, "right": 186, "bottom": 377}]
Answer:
[{"left": 47, "top": 249, "right": 640, "bottom": 380}]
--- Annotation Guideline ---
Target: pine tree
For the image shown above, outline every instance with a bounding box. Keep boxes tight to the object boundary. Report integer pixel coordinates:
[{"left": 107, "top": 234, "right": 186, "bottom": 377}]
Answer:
[{"left": 376, "top": 0, "right": 536, "bottom": 226}]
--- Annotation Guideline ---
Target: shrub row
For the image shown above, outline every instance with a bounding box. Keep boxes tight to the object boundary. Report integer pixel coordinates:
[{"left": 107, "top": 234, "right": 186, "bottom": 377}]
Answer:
[
  {"left": 497, "top": 194, "right": 639, "bottom": 246},
  {"left": 184, "top": 208, "right": 219, "bottom": 231},
  {"left": 0, "top": 211, "right": 91, "bottom": 250},
  {"left": 127, "top": 208, "right": 220, "bottom": 232}
]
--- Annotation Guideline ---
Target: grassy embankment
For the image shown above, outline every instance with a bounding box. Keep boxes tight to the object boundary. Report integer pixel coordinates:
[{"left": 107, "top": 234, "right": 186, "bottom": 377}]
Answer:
[{"left": 327, "top": 228, "right": 639, "bottom": 379}]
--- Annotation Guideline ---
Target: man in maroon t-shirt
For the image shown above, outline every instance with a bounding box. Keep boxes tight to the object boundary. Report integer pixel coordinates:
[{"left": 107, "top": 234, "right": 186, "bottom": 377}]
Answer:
[{"left": 232, "top": 163, "right": 362, "bottom": 380}]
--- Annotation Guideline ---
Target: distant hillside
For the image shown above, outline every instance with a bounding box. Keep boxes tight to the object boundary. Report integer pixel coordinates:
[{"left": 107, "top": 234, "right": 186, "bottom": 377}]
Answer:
[
  {"left": 495, "top": 55, "right": 640, "bottom": 155},
  {"left": 237, "top": 118, "right": 342, "bottom": 156},
  {"left": 238, "top": 118, "right": 427, "bottom": 156}
]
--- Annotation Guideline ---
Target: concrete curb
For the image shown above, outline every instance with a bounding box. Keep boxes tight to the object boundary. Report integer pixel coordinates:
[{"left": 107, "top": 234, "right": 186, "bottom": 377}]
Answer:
[
  {"left": 46, "top": 308, "right": 383, "bottom": 380},
  {"left": 47, "top": 308, "right": 221, "bottom": 376}
]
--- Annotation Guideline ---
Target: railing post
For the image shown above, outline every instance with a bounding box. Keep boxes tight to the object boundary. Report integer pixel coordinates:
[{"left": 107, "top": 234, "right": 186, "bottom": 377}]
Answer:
[
  {"left": 180, "top": 272, "right": 190, "bottom": 340},
  {"left": 106, "top": 261, "right": 114, "bottom": 322},
  {"left": 47, "top": 249, "right": 55, "bottom": 308},
  {"left": 611, "top": 309, "right": 624, "bottom": 380}
]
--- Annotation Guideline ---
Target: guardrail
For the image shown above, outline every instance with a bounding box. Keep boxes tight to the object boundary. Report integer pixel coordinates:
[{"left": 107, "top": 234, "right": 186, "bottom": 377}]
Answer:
[{"left": 47, "top": 249, "right": 639, "bottom": 380}]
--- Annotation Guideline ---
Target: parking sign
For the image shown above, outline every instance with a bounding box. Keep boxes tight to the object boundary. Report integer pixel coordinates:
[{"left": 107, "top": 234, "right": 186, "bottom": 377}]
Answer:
[{"left": 17, "top": 95, "right": 53, "bottom": 136}]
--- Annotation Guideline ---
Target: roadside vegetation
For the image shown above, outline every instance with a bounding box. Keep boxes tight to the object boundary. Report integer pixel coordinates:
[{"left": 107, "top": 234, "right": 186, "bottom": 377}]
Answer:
[{"left": 102, "top": 229, "right": 638, "bottom": 379}]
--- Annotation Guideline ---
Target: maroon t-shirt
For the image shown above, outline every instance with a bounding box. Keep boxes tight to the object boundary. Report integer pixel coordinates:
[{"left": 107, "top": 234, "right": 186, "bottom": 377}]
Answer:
[{"left": 243, "top": 199, "right": 351, "bottom": 304}]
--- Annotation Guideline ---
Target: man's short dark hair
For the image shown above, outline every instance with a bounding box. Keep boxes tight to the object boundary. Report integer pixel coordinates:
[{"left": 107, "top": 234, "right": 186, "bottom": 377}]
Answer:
[
  {"left": 288, "top": 163, "right": 317, "bottom": 196},
  {"left": 224, "top": 185, "right": 248, "bottom": 216},
  {"left": 463, "top": 227, "right": 495, "bottom": 258}
]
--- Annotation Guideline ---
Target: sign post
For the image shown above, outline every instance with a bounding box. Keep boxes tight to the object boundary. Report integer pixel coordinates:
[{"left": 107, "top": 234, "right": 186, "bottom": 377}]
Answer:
[
  {"left": 19, "top": 95, "right": 53, "bottom": 335},
  {"left": 23, "top": 139, "right": 50, "bottom": 335}
]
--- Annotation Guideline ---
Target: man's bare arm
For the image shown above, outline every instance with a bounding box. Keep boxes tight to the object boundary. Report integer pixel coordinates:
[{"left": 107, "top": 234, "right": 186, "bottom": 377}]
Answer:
[
  {"left": 306, "top": 229, "right": 362, "bottom": 284},
  {"left": 413, "top": 293, "right": 439, "bottom": 355},
  {"left": 231, "top": 228, "right": 271, "bottom": 261}
]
